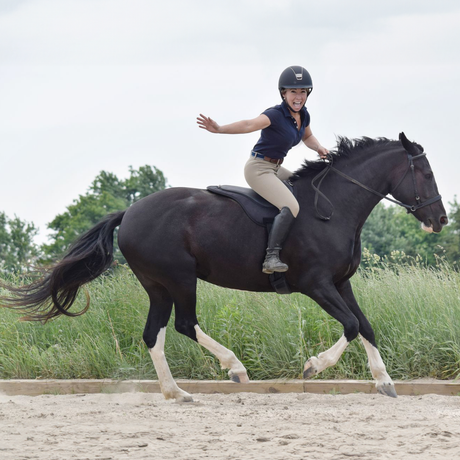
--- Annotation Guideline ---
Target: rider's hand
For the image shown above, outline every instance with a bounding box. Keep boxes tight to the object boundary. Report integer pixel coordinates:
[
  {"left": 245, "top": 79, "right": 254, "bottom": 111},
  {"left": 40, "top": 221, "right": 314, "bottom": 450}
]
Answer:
[
  {"left": 197, "top": 114, "right": 220, "bottom": 133},
  {"left": 317, "top": 146, "right": 329, "bottom": 159}
]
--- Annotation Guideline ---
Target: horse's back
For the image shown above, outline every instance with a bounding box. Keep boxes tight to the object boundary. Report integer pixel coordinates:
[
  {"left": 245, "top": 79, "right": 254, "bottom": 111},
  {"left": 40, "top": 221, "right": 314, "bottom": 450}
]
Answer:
[
  {"left": 119, "top": 186, "right": 245, "bottom": 231},
  {"left": 118, "top": 187, "right": 214, "bottom": 247},
  {"left": 117, "top": 186, "right": 271, "bottom": 290}
]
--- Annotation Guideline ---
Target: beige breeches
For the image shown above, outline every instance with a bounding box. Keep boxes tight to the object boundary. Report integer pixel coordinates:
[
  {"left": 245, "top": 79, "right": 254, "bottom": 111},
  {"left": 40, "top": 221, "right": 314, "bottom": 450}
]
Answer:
[{"left": 244, "top": 155, "right": 300, "bottom": 217}]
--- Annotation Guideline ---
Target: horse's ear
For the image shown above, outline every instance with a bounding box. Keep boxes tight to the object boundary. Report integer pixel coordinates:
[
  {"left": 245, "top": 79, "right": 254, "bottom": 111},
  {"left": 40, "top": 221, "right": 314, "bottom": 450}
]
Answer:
[{"left": 399, "top": 132, "right": 417, "bottom": 154}]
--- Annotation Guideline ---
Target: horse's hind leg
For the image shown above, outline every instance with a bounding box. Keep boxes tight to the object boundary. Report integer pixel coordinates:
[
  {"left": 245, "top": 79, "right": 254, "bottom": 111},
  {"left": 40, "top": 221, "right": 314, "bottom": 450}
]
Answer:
[
  {"left": 337, "top": 280, "right": 397, "bottom": 398},
  {"left": 171, "top": 279, "right": 249, "bottom": 384},
  {"left": 303, "top": 334, "right": 350, "bottom": 377},
  {"left": 143, "top": 284, "right": 193, "bottom": 402},
  {"left": 194, "top": 325, "right": 249, "bottom": 383},
  {"left": 301, "top": 282, "right": 358, "bottom": 378}
]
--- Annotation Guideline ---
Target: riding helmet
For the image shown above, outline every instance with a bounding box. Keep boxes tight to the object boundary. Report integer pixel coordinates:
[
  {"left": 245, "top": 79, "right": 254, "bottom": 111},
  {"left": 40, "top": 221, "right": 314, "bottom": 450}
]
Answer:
[{"left": 278, "top": 66, "right": 313, "bottom": 98}]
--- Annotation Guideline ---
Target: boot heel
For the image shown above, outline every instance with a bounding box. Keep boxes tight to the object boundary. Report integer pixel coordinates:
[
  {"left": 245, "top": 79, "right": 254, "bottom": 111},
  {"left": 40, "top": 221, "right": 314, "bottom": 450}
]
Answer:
[{"left": 262, "top": 248, "right": 289, "bottom": 274}]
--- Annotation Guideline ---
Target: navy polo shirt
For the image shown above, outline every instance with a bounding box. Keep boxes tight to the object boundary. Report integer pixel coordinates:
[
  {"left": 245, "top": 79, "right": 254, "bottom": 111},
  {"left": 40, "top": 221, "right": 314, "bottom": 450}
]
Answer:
[{"left": 252, "top": 101, "right": 310, "bottom": 160}]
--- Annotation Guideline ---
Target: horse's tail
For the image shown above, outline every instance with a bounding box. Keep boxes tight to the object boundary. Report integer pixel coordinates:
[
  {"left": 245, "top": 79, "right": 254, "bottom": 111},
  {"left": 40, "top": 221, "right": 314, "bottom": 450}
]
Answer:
[{"left": 0, "top": 210, "right": 126, "bottom": 322}]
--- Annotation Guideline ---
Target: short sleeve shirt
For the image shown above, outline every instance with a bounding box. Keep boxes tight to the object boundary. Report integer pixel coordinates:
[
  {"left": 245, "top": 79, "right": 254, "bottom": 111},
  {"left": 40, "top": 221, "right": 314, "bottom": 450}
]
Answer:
[{"left": 252, "top": 101, "right": 310, "bottom": 160}]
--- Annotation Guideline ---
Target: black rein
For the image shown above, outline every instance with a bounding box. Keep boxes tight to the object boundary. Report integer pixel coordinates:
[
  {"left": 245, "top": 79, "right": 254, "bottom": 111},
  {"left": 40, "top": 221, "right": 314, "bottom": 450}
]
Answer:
[{"left": 311, "top": 152, "right": 442, "bottom": 221}]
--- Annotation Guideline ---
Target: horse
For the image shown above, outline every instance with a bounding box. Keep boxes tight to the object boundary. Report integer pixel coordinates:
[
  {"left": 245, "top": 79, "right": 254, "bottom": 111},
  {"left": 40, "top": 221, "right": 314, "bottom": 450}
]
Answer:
[{"left": 0, "top": 132, "right": 447, "bottom": 402}]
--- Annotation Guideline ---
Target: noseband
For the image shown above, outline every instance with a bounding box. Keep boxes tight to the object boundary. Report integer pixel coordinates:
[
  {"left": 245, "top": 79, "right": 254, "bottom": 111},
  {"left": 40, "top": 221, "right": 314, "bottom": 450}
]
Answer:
[{"left": 311, "top": 152, "right": 443, "bottom": 221}]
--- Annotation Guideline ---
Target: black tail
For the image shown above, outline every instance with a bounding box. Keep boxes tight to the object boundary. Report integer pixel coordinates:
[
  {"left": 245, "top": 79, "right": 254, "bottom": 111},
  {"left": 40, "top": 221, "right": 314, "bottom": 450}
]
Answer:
[{"left": 0, "top": 210, "right": 126, "bottom": 322}]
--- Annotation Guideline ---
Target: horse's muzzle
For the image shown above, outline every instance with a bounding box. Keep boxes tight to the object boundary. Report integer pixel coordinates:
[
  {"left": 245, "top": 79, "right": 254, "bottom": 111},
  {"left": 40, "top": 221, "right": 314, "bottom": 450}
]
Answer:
[{"left": 423, "top": 215, "right": 448, "bottom": 233}]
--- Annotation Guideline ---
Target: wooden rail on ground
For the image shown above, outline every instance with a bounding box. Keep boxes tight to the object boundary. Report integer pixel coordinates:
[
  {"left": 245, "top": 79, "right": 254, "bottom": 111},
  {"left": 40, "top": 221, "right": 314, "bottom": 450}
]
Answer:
[{"left": 0, "top": 379, "right": 459, "bottom": 397}]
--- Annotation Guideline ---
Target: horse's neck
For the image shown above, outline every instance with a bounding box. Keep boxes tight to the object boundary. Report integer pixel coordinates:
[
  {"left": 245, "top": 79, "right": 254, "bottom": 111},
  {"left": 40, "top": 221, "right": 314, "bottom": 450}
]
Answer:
[
  {"left": 305, "top": 146, "right": 401, "bottom": 228},
  {"left": 341, "top": 147, "right": 401, "bottom": 217}
]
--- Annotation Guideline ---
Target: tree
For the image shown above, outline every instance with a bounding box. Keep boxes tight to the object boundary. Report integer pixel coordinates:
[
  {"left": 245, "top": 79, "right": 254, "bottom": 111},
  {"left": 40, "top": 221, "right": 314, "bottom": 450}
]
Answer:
[
  {"left": 360, "top": 204, "right": 401, "bottom": 256},
  {"left": 0, "top": 212, "right": 40, "bottom": 274},
  {"left": 437, "top": 197, "right": 460, "bottom": 266},
  {"left": 42, "top": 165, "right": 168, "bottom": 261},
  {"left": 361, "top": 203, "right": 447, "bottom": 265},
  {"left": 124, "top": 165, "right": 169, "bottom": 204}
]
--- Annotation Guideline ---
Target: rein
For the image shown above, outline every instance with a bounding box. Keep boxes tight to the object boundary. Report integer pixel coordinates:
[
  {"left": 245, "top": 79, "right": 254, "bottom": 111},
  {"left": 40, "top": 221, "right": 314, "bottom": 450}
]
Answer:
[{"left": 311, "top": 152, "right": 442, "bottom": 221}]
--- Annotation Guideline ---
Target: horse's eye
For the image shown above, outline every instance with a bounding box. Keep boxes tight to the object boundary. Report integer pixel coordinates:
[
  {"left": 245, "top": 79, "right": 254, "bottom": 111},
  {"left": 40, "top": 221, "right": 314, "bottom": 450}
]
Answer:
[{"left": 425, "top": 173, "right": 432, "bottom": 180}]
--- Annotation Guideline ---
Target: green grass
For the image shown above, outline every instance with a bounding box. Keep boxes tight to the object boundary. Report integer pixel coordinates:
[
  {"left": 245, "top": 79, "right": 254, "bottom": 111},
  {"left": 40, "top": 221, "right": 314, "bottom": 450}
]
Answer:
[{"left": 1, "top": 262, "right": 459, "bottom": 381}]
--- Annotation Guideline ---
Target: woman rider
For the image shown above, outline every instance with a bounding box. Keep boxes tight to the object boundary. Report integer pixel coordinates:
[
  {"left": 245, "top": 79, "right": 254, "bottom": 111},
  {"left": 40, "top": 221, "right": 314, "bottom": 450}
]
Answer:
[{"left": 197, "top": 66, "right": 329, "bottom": 274}]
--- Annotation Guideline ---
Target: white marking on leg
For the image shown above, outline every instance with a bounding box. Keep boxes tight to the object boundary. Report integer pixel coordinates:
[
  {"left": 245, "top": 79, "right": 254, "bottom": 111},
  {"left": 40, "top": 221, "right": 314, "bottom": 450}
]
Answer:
[
  {"left": 194, "top": 325, "right": 249, "bottom": 383},
  {"left": 360, "top": 335, "right": 397, "bottom": 397},
  {"left": 360, "top": 335, "right": 389, "bottom": 380},
  {"left": 149, "top": 327, "right": 192, "bottom": 401},
  {"left": 304, "top": 335, "right": 349, "bottom": 376}
]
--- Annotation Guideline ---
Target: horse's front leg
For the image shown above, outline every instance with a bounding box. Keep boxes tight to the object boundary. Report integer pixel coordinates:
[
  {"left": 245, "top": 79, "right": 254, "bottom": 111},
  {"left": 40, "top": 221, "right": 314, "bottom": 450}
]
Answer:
[
  {"left": 301, "top": 282, "right": 359, "bottom": 378},
  {"left": 360, "top": 335, "right": 397, "bottom": 398},
  {"left": 337, "top": 280, "right": 397, "bottom": 398}
]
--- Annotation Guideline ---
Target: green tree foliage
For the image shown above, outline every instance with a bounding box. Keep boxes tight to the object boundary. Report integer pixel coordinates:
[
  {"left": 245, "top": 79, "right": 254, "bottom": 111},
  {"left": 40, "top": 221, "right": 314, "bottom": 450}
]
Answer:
[
  {"left": 0, "top": 212, "right": 39, "bottom": 273},
  {"left": 42, "top": 165, "right": 168, "bottom": 261},
  {"left": 361, "top": 202, "right": 458, "bottom": 266},
  {"left": 439, "top": 197, "right": 460, "bottom": 265}
]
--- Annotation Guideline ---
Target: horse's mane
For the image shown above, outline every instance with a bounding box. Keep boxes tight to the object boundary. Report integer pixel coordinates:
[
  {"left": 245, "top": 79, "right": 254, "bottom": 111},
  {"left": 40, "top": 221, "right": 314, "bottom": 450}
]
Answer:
[{"left": 291, "top": 136, "right": 422, "bottom": 182}]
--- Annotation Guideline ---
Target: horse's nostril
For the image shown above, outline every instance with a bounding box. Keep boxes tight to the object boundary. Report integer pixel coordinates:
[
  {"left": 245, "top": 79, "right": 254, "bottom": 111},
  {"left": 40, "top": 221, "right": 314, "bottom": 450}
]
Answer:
[{"left": 440, "top": 216, "right": 448, "bottom": 225}]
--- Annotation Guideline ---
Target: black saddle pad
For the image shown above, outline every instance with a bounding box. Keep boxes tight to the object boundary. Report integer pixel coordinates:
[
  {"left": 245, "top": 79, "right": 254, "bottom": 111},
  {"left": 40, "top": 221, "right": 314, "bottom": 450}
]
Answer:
[
  {"left": 207, "top": 183, "right": 293, "bottom": 226},
  {"left": 207, "top": 184, "right": 293, "bottom": 294}
]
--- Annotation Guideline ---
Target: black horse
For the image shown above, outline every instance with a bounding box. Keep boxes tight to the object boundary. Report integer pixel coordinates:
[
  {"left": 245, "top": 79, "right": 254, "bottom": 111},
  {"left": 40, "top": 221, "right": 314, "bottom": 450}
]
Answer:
[{"left": 1, "top": 133, "right": 447, "bottom": 402}]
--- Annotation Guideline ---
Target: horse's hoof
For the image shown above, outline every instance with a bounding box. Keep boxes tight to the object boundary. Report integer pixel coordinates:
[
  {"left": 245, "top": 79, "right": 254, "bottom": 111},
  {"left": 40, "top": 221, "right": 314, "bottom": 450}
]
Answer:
[
  {"left": 303, "top": 358, "right": 318, "bottom": 379},
  {"left": 376, "top": 382, "right": 398, "bottom": 398},
  {"left": 231, "top": 374, "right": 240, "bottom": 383},
  {"left": 176, "top": 393, "right": 194, "bottom": 403},
  {"left": 303, "top": 367, "right": 317, "bottom": 379},
  {"left": 229, "top": 371, "right": 250, "bottom": 384}
]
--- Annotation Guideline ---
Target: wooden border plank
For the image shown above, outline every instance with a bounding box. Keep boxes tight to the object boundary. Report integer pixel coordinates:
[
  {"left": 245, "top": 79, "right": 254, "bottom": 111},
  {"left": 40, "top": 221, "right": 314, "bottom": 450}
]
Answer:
[{"left": 0, "top": 379, "right": 459, "bottom": 397}]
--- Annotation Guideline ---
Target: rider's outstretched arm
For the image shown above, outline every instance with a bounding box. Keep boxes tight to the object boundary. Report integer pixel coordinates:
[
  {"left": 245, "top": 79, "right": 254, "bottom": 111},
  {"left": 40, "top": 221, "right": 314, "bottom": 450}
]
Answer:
[{"left": 197, "top": 114, "right": 270, "bottom": 134}]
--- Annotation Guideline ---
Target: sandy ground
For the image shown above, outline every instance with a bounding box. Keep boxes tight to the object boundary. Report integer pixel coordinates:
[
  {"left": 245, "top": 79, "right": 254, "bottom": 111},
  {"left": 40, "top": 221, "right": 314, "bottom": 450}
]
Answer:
[{"left": 0, "top": 391, "right": 459, "bottom": 460}]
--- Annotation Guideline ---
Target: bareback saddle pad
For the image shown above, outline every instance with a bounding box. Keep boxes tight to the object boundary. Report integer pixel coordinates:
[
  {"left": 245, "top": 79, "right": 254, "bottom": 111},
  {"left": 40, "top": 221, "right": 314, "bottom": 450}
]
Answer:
[{"left": 207, "top": 183, "right": 294, "bottom": 227}]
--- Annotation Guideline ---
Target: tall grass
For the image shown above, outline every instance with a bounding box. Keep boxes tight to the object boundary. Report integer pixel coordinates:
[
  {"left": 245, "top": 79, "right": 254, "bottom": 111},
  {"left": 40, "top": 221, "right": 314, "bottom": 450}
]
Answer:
[{"left": 0, "top": 261, "right": 459, "bottom": 381}]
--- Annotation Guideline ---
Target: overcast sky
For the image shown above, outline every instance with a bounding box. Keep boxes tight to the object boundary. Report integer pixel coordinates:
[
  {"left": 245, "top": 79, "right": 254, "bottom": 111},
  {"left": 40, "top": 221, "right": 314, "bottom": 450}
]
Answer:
[{"left": 1, "top": 0, "right": 459, "bottom": 243}]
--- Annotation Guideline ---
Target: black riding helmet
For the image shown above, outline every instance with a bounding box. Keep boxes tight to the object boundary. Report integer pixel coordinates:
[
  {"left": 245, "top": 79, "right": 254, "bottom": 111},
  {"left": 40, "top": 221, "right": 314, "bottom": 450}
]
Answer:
[{"left": 278, "top": 66, "right": 313, "bottom": 103}]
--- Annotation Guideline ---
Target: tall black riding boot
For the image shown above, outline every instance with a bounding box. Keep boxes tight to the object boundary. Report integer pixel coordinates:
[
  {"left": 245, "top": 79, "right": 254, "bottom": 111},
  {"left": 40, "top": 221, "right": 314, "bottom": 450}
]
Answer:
[{"left": 262, "top": 206, "right": 296, "bottom": 274}]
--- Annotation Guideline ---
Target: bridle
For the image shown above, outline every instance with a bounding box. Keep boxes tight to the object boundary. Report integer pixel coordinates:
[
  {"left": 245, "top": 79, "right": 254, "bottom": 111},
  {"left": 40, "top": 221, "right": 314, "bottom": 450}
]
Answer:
[{"left": 311, "top": 151, "right": 443, "bottom": 221}]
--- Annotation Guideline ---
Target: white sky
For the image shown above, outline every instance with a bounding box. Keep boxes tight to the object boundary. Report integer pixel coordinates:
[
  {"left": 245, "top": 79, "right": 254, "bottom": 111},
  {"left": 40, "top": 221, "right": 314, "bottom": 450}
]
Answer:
[{"left": 1, "top": 0, "right": 459, "bottom": 244}]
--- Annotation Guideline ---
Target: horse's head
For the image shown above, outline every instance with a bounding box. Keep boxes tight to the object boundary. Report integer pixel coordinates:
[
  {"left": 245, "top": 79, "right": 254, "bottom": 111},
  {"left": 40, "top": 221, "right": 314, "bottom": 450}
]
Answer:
[{"left": 390, "top": 132, "right": 448, "bottom": 233}]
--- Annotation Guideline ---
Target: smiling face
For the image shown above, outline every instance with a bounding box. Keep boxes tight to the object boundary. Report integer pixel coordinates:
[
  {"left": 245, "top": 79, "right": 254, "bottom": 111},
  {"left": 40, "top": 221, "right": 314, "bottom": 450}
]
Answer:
[{"left": 282, "top": 88, "right": 310, "bottom": 113}]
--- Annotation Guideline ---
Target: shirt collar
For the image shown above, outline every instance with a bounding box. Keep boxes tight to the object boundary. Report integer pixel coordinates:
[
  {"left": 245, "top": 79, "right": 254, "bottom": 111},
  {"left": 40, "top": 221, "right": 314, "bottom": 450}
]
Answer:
[{"left": 281, "top": 100, "right": 292, "bottom": 117}]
